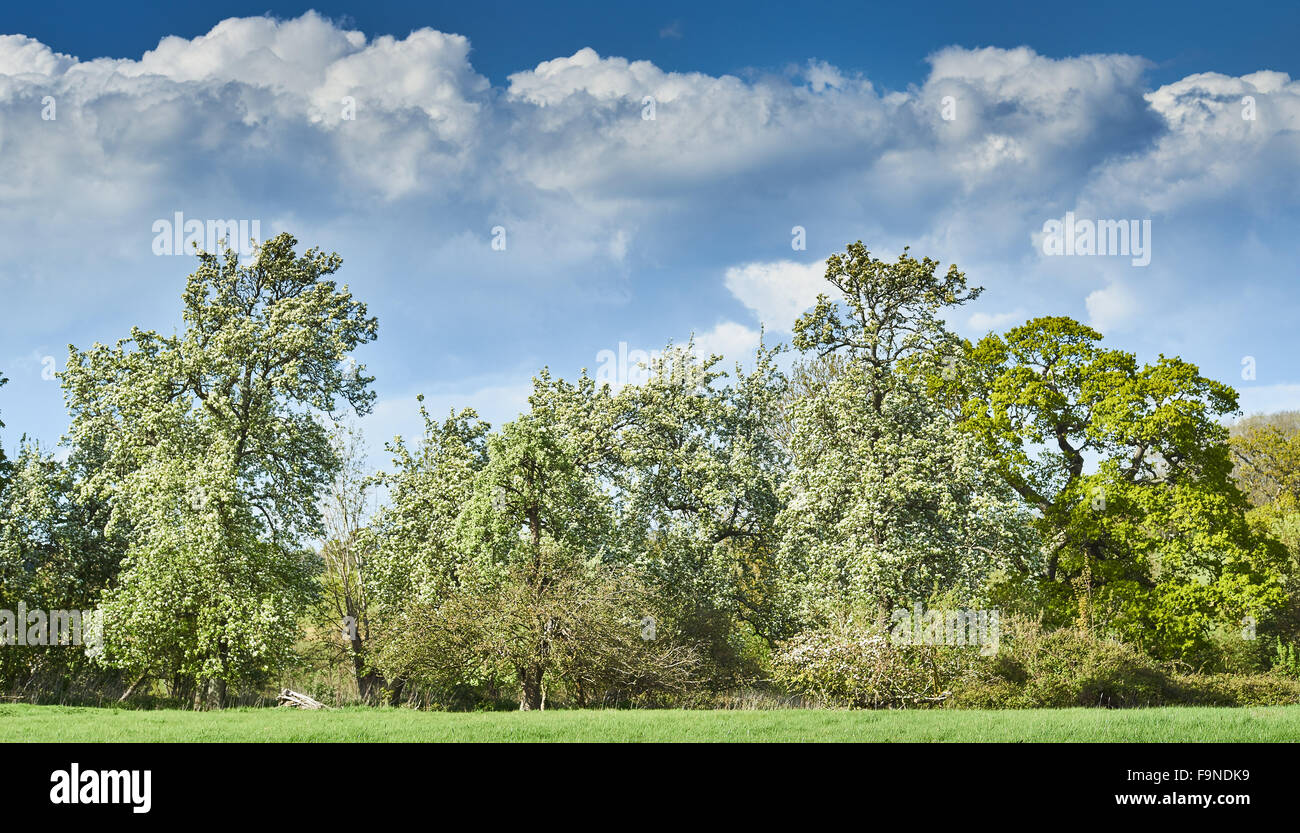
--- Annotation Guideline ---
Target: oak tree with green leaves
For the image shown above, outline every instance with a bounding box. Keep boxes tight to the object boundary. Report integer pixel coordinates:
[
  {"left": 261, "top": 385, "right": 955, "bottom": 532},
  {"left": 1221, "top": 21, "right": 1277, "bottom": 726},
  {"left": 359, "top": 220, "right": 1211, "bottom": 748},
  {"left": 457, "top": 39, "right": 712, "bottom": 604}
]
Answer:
[
  {"left": 61, "top": 234, "right": 378, "bottom": 705},
  {"left": 954, "top": 316, "right": 1288, "bottom": 660}
]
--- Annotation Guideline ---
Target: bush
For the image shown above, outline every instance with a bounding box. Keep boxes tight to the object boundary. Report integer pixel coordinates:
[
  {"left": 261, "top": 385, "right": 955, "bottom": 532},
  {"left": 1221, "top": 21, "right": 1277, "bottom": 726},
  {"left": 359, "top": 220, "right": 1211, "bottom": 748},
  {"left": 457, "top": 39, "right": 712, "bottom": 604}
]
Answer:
[
  {"left": 1179, "top": 623, "right": 1270, "bottom": 674},
  {"left": 1172, "top": 672, "right": 1300, "bottom": 706},
  {"left": 1273, "top": 638, "right": 1300, "bottom": 678},
  {"left": 372, "top": 557, "right": 703, "bottom": 710},
  {"left": 770, "top": 616, "right": 980, "bottom": 708},
  {"left": 944, "top": 620, "right": 1300, "bottom": 709},
  {"left": 948, "top": 622, "right": 1177, "bottom": 708}
]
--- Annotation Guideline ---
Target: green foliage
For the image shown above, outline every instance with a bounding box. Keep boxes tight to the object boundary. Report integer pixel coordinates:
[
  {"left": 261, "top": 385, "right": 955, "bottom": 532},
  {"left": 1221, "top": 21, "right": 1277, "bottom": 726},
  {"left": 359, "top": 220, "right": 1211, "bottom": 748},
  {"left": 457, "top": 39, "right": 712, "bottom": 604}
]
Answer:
[
  {"left": 367, "top": 401, "right": 488, "bottom": 615},
  {"left": 0, "top": 439, "right": 125, "bottom": 694},
  {"left": 1274, "top": 638, "right": 1300, "bottom": 678},
  {"left": 955, "top": 316, "right": 1288, "bottom": 659},
  {"left": 367, "top": 368, "right": 712, "bottom": 708},
  {"left": 770, "top": 612, "right": 982, "bottom": 708},
  {"left": 948, "top": 623, "right": 1176, "bottom": 708},
  {"left": 1196, "top": 622, "right": 1269, "bottom": 674},
  {"left": 374, "top": 552, "right": 700, "bottom": 709},
  {"left": 610, "top": 342, "right": 797, "bottom": 668},
  {"left": 5, "top": 235, "right": 1297, "bottom": 712},
  {"left": 1169, "top": 672, "right": 1300, "bottom": 707},
  {"left": 456, "top": 369, "right": 618, "bottom": 578},
  {"left": 1230, "top": 411, "right": 1300, "bottom": 506},
  {"left": 61, "top": 234, "right": 376, "bottom": 701},
  {"left": 779, "top": 243, "right": 1036, "bottom": 616},
  {"left": 948, "top": 621, "right": 1300, "bottom": 708}
]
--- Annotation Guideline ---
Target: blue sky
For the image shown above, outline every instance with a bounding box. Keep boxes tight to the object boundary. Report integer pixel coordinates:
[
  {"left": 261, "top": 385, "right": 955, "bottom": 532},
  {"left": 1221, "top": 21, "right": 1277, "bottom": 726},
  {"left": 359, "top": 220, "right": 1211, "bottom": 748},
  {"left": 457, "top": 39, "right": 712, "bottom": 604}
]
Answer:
[
  {"left": 10, "top": 1, "right": 1299, "bottom": 89},
  {"left": 1, "top": 2, "right": 1299, "bottom": 467}
]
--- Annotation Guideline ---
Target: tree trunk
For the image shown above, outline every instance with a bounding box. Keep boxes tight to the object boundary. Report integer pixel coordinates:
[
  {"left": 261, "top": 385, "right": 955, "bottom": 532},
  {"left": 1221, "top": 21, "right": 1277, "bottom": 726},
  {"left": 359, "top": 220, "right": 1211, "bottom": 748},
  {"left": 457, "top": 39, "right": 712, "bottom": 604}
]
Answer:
[
  {"left": 387, "top": 676, "right": 407, "bottom": 707},
  {"left": 216, "top": 637, "right": 230, "bottom": 708},
  {"left": 347, "top": 626, "right": 384, "bottom": 704},
  {"left": 357, "top": 669, "right": 384, "bottom": 704},
  {"left": 518, "top": 665, "right": 544, "bottom": 711}
]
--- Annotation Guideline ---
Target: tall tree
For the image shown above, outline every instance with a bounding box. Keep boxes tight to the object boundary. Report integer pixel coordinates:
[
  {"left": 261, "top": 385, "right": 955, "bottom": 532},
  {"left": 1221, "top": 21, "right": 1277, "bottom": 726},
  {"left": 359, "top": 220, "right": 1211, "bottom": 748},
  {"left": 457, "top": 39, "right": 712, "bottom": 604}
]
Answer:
[
  {"left": 61, "top": 234, "right": 378, "bottom": 704},
  {"left": 452, "top": 370, "right": 620, "bottom": 708},
  {"left": 956, "top": 316, "right": 1288, "bottom": 658},
  {"left": 611, "top": 342, "right": 795, "bottom": 674},
  {"left": 363, "top": 400, "right": 489, "bottom": 703},
  {"left": 779, "top": 243, "right": 1031, "bottom": 617},
  {"left": 317, "top": 421, "right": 384, "bottom": 702}
]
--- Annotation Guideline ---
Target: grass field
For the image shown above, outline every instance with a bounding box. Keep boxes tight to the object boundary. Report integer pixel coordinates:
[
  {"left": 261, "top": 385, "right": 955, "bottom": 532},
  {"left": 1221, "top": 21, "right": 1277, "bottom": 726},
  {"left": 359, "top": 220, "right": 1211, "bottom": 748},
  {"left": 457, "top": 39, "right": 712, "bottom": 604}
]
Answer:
[{"left": 3, "top": 704, "right": 1300, "bottom": 742}]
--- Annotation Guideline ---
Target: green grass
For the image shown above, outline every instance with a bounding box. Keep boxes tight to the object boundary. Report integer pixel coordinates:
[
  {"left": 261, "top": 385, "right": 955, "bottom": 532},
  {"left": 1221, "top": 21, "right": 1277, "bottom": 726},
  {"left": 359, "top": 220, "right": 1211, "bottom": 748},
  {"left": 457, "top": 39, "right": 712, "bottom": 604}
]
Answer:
[{"left": 4, "top": 704, "right": 1300, "bottom": 741}]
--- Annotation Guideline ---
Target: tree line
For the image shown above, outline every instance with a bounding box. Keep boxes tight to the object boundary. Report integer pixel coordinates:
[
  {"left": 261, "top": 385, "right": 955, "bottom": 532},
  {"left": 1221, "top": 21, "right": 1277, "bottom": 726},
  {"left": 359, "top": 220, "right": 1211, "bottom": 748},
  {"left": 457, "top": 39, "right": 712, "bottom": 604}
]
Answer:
[{"left": 2, "top": 234, "right": 1297, "bottom": 709}]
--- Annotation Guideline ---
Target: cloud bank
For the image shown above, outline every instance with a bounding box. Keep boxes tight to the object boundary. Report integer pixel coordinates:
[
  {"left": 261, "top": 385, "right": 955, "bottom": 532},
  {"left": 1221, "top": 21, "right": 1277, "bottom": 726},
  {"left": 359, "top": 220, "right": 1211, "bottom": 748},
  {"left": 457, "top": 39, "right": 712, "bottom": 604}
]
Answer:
[{"left": 2, "top": 12, "right": 1298, "bottom": 456}]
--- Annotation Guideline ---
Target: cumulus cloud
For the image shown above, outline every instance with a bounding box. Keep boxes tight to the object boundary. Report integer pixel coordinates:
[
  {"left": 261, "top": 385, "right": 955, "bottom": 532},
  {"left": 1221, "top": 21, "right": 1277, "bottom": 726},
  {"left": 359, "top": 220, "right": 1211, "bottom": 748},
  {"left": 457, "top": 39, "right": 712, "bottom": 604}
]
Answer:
[
  {"left": 722, "top": 260, "right": 826, "bottom": 332},
  {"left": 691, "top": 320, "right": 762, "bottom": 362},
  {"left": 967, "top": 309, "right": 1029, "bottom": 334},
  {"left": 3, "top": 13, "right": 1295, "bottom": 268},
  {"left": 1082, "top": 70, "right": 1300, "bottom": 216},
  {"left": 1085, "top": 282, "right": 1140, "bottom": 333},
  {"left": 2, "top": 12, "right": 1298, "bottom": 445}
]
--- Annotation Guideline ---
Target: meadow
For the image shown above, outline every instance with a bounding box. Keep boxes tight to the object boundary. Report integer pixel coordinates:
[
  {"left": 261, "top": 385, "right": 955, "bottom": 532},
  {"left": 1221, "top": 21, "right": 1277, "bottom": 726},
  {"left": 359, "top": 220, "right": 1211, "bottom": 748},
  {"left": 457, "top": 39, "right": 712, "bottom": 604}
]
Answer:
[{"left": 4, "top": 704, "right": 1299, "bottom": 743}]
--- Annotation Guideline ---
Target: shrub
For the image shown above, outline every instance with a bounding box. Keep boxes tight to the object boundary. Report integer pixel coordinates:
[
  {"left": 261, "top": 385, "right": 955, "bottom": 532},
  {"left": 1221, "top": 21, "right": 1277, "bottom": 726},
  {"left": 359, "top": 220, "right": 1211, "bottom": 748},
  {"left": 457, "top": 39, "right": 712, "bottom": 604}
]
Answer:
[
  {"left": 770, "top": 616, "right": 980, "bottom": 708},
  {"left": 1171, "top": 672, "right": 1300, "bottom": 706},
  {"left": 948, "top": 621, "right": 1177, "bottom": 708},
  {"left": 372, "top": 557, "right": 702, "bottom": 710},
  {"left": 1273, "top": 638, "right": 1300, "bottom": 678}
]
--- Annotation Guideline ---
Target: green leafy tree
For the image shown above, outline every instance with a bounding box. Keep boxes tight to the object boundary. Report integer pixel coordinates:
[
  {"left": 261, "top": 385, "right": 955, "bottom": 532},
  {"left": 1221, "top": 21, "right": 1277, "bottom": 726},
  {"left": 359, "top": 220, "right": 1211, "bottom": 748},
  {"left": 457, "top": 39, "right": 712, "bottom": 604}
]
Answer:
[
  {"left": 955, "top": 316, "right": 1288, "bottom": 659},
  {"left": 0, "top": 439, "right": 124, "bottom": 694},
  {"left": 61, "top": 234, "right": 378, "bottom": 705},
  {"left": 611, "top": 342, "right": 795, "bottom": 678},
  {"left": 361, "top": 401, "right": 489, "bottom": 703},
  {"left": 313, "top": 421, "right": 384, "bottom": 702},
  {"left": 1230, "top": 411, "right": 1300, "bottom": 507},
  {"left": 451, "top": 370, "right": 621, "bottom": 708},
  {"left": 778, "top": 243, "right": 1033, "bottom": 618},
  {"left": 1230, "top": 412, "right": 1300, "bottom": 649},
  {"left": 376, "top": 550, "right": 699, "bottom": 710}
]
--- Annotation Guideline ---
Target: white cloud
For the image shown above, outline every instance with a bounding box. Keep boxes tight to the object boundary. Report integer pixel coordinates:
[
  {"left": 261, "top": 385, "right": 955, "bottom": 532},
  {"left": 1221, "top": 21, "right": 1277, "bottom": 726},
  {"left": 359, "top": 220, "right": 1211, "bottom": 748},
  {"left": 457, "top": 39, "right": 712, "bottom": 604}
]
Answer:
[
  {"left": 4, "top": 16, "right": 1295, "bottom": 234},
  {"left": 690, "top": 321, "right": 762, "bottom": 363},
  {"left": 0, "top": 34, "right": 74, "bottom": 76},
  {"left": 967, "top": 309, "right": 1028, "bottom": 333},
  {"left": 3, "top": 15, "right": 1294, "bottom": 265},
  {"left": 1082, "top": 70, "right": 1300, "bottom": 215},
  {"left": 658, "top": 22, "right": 683, "bottom": 40},
  {"left": 1, "top": 13, "right": 1298, "bottom": 438},
  {"left": 1085, "top": 282, "right": 1139, "bottom": 333},
  {"left": 722, "top": 260, "right": 825, "bottom": 332}
]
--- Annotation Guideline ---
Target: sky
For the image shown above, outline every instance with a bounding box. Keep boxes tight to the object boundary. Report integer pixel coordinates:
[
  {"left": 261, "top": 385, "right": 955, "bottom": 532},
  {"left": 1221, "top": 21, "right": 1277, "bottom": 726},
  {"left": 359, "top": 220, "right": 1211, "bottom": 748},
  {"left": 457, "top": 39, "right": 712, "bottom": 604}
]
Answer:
[{"left": 1, "top": 2, "right": 1298, "bottom": 469}]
